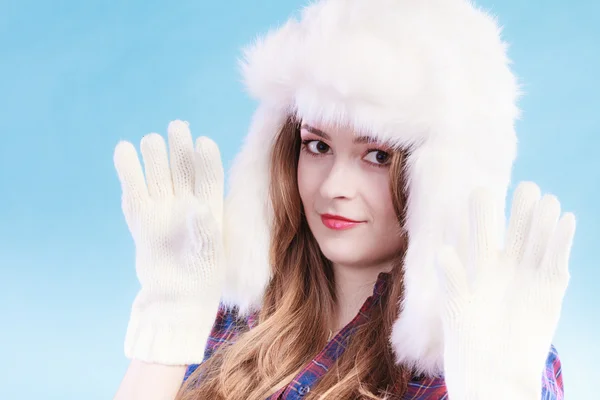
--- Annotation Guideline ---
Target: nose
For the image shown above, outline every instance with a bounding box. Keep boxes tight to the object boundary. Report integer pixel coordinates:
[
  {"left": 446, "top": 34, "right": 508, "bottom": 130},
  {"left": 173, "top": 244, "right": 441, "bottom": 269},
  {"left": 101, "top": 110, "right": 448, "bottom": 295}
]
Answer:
[{"left": 319, "top": 158, "right": 357, "bottom": 200}]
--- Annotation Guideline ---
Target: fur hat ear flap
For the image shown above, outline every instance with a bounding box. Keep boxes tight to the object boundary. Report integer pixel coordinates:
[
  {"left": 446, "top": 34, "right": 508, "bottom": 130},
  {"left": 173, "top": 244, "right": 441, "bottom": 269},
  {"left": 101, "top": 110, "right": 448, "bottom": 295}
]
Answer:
[{"left": 221, "top": 106, "right": 286, "bottom": 314}]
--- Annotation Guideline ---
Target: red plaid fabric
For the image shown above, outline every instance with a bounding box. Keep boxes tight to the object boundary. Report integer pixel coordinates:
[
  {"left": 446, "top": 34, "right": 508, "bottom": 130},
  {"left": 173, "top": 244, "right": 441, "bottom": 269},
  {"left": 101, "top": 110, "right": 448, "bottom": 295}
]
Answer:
[{"left": 184, "top": 273, "right": 564, "bottom": 399}]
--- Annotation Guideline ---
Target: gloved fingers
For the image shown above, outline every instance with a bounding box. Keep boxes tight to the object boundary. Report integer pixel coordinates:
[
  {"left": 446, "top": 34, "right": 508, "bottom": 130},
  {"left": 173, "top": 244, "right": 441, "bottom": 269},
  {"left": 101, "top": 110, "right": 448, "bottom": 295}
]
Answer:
[
  {"left": 140, "top": 133, "right": 172, "bottom": 198},
  {"left": 167, "top": 120, "right": 195, "bottom": 195},
  {"left": 114, "top": 140, "right": 149, "bottom": 205},
  {"left": 504, "top": 181, "right": 540, "bottom": 263},
  {"left": 541, "top": 211, "right": 576, "bottom": 282},
  {"left": 194, "top": 136, "right": 224, "bottom": 223},
  {"left": 468, "top": 187, "right": 501, "bottom": 270},
  {"left": 522, "top": 194, "right": 561, "bottom": 269},
  {"left": 437, "top": 245, "right": 469, "bottom": 316}
]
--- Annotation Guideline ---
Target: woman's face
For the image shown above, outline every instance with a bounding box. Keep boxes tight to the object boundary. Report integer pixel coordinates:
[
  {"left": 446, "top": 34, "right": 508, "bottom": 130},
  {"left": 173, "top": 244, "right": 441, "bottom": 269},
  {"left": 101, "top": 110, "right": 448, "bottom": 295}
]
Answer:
[{"left": 297, "top": 120, "right": 405, "bottom": 270}]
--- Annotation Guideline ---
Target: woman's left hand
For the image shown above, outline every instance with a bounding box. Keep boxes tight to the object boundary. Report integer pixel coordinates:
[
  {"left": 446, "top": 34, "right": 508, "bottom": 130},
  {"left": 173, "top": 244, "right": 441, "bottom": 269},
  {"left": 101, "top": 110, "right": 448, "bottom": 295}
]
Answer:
[{"left": 437, "top": 181, "right": 576, "bottom": 400}]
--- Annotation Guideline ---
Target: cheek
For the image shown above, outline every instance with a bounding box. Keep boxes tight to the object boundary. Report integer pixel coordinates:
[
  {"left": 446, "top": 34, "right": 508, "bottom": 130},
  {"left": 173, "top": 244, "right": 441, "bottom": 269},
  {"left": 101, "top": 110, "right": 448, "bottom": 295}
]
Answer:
[
  {"left": 359, "top": 174, "right": 404, "bottom": 261},
  {"left": 365, "top": 172, "right": 393, "bottom": 210},
  {"left": 364, "top": 172, "right": 400, "bottom": 232},
  {"left": 297, "top": 154, "right": 321, "bottom": 205}
]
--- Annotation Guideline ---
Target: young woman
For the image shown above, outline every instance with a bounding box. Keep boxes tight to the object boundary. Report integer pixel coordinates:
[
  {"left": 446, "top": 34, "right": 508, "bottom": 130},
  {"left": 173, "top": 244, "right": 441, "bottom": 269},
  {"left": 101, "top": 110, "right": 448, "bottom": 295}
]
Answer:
[{"left": 113, "top": 0, "right": 575, "bottom": 399}]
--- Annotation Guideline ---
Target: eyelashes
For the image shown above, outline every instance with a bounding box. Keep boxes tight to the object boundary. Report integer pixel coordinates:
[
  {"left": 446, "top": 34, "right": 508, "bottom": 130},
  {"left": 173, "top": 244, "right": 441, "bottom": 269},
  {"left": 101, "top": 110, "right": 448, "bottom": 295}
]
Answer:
[
  {"left": 301, "top": 139, "right": 332, "bottom": 156},
  {"left": 300, "top": 139, "right": 391, "bottom": 168}
]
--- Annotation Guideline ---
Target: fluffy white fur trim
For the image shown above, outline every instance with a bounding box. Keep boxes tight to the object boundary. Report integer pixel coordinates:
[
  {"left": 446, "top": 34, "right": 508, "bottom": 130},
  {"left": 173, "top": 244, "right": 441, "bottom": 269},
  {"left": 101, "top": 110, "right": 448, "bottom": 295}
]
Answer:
[{"left": 222, "top": 0, "right": 520, "bottom": 376}]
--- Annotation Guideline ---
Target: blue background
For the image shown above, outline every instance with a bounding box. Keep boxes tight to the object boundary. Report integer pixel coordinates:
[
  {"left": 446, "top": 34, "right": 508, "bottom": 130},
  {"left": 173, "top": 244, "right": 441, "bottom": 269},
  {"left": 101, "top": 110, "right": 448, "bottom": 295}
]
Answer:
[{"left": 1, "top": 0, "right": 597, "bottom": 398}]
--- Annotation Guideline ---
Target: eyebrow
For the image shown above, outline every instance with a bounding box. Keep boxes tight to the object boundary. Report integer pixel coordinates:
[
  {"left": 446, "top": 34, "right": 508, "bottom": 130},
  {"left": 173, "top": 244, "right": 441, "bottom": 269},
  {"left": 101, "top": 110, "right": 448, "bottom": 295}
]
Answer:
[{"left": 300, "top": 124, "right": 376, "bottom": 144}]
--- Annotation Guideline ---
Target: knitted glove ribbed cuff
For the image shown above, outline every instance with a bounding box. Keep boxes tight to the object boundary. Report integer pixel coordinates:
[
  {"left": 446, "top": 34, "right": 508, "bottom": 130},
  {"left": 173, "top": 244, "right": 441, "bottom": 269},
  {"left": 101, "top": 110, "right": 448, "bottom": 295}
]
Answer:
[{"left": 124, "top": 297, "right": 221, "bottom": 365}]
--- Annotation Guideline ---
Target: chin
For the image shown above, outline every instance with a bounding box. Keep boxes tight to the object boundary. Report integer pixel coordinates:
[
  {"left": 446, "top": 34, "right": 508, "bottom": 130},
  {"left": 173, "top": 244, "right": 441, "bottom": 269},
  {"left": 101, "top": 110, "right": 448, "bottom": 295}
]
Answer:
[{"left": 316, "top": 236, "right": 373, "bottom": 267}]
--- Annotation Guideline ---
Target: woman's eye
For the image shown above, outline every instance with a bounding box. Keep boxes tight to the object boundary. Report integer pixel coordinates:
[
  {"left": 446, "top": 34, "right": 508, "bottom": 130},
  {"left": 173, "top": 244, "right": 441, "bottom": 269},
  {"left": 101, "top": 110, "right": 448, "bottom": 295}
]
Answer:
[
  {"left": 364, "top": 150, "right": 391, "bottom": 165},
  {"left": 307, "top": 140, "right": 331, "bottom": 154}
]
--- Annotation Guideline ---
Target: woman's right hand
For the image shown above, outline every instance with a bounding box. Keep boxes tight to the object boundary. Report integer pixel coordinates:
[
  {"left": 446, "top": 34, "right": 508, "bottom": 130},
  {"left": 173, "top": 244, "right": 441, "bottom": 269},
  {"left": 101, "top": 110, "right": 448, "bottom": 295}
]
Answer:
[{"left": 113, "top": 120, "right": 225, "bottom": 366}]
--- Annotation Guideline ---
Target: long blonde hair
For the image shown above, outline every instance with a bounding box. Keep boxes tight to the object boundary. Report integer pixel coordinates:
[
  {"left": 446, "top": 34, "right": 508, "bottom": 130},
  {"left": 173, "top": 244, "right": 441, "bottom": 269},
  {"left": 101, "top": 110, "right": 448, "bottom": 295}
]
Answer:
[{"left": 177, "top": 117, "right": 410, "bottom": 399}]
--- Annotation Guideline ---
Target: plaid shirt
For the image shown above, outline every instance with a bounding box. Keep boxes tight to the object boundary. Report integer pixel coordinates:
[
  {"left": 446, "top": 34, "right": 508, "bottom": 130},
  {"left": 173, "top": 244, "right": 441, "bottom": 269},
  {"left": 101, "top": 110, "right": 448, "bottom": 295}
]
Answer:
[{"left": 184, "top": 273, "right": 564, "bottom": 399}]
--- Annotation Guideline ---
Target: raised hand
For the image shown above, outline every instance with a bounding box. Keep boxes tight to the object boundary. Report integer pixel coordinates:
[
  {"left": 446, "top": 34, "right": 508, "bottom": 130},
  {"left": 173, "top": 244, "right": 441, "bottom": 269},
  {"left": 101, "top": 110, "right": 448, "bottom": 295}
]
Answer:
[
  {"left": 438, "top": 181, "right": 575, "bottom": 399},
  {"left": 114, "top": 120, "right": 225, "bottom": 365}
]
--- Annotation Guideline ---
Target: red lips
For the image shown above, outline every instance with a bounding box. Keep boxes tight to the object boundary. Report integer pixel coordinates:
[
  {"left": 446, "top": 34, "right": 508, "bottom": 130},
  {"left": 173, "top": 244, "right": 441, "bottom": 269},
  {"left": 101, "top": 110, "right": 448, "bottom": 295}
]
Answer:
[{"left": 320, "top": 214, "right": 364, "bottom": 230}]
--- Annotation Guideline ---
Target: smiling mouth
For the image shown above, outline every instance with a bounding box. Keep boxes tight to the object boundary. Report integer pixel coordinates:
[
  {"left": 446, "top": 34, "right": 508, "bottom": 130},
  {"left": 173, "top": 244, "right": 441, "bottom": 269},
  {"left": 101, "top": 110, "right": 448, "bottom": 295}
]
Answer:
[{"left": 320, "top": 214, "right": 365, "bottom": 230}]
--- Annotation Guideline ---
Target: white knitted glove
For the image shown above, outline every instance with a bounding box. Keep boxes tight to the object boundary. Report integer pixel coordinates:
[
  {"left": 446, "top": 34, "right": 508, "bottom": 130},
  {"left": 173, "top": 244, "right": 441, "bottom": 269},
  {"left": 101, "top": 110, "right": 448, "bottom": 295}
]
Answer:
[
  {"left": 438, "top": 181, "right": 575, "bottom": 400},
  {"left": 113, "top": 120, "right": 225, "bottom": 365}
]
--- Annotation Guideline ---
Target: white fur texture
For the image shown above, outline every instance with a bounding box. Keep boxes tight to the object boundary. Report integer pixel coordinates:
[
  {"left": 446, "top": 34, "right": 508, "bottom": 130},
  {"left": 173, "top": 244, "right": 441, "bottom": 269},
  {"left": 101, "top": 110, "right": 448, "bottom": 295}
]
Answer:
[{"left": 222, "top": 0, "right": 520, "bottom": 376}]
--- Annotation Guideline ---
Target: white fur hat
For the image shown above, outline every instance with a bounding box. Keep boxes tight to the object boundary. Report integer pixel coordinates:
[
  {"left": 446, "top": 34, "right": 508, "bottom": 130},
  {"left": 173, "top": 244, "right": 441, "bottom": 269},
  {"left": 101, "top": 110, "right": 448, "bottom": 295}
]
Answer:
[{"left": 220, "top": 0, "right": 520, "bottom": 376}]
